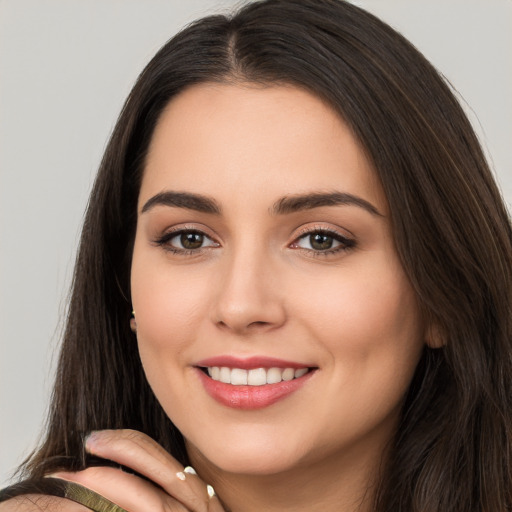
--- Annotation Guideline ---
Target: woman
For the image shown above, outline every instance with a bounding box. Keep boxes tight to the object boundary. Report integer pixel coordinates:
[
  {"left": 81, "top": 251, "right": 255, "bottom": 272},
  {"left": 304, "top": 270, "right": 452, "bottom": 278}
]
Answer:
[{"left": 1, "top": 0, "right": 511, "bottom": 510}]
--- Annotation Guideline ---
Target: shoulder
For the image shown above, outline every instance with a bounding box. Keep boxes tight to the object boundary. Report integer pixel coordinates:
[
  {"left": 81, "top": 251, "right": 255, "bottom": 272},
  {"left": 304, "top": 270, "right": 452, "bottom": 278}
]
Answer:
[{"left": 0, "top": 494, "right": 90, "bottom": 511}]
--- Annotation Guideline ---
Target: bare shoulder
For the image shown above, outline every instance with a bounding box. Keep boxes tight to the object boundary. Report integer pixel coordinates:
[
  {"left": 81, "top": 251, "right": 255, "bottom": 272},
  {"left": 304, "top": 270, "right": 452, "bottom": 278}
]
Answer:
[{"left": 0, "top": 494, "right": 90, "bottom": 511}]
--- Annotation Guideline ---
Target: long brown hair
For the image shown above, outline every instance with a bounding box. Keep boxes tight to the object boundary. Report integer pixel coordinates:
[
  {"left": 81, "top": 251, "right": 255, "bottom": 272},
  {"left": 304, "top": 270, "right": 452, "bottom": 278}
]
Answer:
[{"left": 21, "top": 0, "right": 512, "bottom": 509}]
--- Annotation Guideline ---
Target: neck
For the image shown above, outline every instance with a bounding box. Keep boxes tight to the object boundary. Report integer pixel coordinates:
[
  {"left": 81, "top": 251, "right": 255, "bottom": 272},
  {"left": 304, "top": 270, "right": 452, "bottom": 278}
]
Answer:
[{"left": 187, "top": 437, "right": 389, "bottom": 512}]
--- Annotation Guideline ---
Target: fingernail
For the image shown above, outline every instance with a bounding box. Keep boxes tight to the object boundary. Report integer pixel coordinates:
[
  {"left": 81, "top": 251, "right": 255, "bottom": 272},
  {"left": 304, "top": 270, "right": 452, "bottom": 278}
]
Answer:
[
  {"left": 84, "top": 431, "right": 99, "bottom": 443},
  {"left": 176, "top": 471, "right": 186, "bottom": 481},
  {"left": 183, "top": 466, "right": 197, "bottom": 475},
  {"left": 207, "top": 484, "right": 216, "bottom": 498},
  {"left": 84, "top": 431, "right": 101, "bottom": 451}
]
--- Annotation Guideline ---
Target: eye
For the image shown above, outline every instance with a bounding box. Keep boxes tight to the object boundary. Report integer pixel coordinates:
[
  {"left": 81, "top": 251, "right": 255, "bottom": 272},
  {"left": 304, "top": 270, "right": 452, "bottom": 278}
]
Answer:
[
  {"left": 174, "top": 231, "right": 209, "bottom": 250},
  {"left": 155, "top": 229, "right": 219, "bottom": 253},
  {"left": 291, "top": 229, "right": 355, "bottom": 254}
]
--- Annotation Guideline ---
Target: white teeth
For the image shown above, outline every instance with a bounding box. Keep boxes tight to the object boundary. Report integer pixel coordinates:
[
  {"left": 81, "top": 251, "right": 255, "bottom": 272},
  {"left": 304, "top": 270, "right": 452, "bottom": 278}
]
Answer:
[
  {"left": 219, "top": 367, "right": 231, "bottom": 384},
  {"left": 247, "top": 368, "right": 267, "bottom": 386},
  {"left": 266, "top": 367, "right": 282, "bottom": 384},
  {"left": 206, "top": 366, "right": 310, "bottom": 386},
  {"left": 282, "top": 368, "right": 295, "bottom": 381},
  {"left": 230, "top": 368, "right": 248, "bottom": 385}
]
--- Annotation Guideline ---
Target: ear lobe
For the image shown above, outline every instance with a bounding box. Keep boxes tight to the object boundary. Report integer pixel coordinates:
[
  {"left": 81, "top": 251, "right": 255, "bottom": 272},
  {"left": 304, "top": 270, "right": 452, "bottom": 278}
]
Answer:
[
  {"left": 425, "top": 322, "right": 445, "bottom": 348},
  {"left": 130, "top": 310, "right": 137, "bottom": 333}
]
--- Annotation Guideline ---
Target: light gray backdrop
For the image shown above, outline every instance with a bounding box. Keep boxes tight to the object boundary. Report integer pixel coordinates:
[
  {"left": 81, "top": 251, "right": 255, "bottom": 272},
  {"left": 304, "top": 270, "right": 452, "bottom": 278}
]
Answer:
[{"left": 1, "top": 0, "right": 511, "bottom": 487}]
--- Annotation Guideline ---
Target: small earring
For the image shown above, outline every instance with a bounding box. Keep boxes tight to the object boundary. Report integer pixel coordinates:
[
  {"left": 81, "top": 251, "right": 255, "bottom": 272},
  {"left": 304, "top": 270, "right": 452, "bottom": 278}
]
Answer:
[{"left": 130, "top": 310, "right": 137, "bottom": 333}]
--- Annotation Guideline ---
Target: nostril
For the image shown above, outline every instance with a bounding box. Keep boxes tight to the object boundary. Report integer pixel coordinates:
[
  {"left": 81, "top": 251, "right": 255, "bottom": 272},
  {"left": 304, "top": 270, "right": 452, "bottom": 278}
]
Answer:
[
  {"left": 248, "top": 321, "right": 270, "bottom": 328},
  {"left": 215, "top": 319, "right": 270, "bottom": 331}
]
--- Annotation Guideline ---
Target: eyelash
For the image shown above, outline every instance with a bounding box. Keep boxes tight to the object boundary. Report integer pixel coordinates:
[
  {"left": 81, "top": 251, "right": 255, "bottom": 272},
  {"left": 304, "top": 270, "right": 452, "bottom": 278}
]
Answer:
[
  {"left": 153, "top": 228, "right": 219, "bottom": 256},
  {"left": 153, "top": 226, "right": 356, "bottom": 257},
  {"left": 290, "top": 227, "right": 356, "bottom": 257}
]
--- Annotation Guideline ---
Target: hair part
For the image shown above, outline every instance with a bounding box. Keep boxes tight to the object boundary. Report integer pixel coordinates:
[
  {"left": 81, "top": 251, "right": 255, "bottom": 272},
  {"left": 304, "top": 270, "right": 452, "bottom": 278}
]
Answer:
[{"left": 21, "top": 1, "right": 512, "bottom": 510}]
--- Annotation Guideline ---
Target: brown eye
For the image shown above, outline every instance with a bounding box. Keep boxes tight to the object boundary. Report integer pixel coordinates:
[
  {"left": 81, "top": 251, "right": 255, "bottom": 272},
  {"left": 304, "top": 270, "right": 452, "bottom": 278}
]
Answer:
[
  {"left": 180, "top": 232, "right": 204, "bottom": 249},
  {"left": 309, "top": 233, "right": 334, "bottom": 250},
  {"left": 155, "top": 229, "right": 218, "bottom": 253},
  {"left": 292, "top": 229, "right": 355, "bottom": 254}
]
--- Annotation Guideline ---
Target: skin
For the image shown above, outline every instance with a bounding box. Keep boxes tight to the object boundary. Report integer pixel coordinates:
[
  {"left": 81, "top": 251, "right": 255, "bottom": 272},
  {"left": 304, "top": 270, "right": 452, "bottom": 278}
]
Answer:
[
  {"left": 1, "top": 83, "right": 426, "bottom": 511},
  {"left": 130, "top": 83, "right": 425, "bottom": 510}
]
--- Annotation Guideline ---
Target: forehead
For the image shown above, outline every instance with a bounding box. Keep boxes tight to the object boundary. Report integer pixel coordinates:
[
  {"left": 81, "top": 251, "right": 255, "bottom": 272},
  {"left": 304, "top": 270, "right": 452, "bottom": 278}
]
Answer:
[{"left": 140, "top": 82, "right": 386, "bottom": 214}]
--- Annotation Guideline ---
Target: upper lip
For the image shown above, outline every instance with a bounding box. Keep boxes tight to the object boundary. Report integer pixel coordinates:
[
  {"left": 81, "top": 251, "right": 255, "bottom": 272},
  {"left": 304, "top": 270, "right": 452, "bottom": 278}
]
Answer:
[{"left": 195, "top": 355, "right": 315, "bottom": 370}]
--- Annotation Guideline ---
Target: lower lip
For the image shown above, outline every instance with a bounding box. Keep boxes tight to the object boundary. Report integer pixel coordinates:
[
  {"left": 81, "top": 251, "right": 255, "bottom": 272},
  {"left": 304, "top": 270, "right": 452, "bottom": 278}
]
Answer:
[{"left": 196, "top": 368, "right": 315, "bottom": 410}]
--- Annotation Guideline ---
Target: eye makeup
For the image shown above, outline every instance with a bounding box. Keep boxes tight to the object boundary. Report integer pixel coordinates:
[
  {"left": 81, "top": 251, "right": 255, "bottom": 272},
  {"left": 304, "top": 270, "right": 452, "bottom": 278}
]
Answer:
[{"left": 152, "top": 223, "right": 356, "bottom": 259}]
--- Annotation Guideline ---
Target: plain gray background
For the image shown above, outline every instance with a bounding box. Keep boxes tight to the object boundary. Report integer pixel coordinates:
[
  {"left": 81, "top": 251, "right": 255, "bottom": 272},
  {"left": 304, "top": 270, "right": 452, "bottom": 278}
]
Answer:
[{"left": 1, "top": 0, "right": 511, "bottom": 487}]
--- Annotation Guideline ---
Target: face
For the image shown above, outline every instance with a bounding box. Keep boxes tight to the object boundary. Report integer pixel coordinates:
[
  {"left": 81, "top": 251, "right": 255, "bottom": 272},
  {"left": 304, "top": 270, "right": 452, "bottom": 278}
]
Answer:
[{"left": 131, "top": 83, "right": 425, "bottom": 476}]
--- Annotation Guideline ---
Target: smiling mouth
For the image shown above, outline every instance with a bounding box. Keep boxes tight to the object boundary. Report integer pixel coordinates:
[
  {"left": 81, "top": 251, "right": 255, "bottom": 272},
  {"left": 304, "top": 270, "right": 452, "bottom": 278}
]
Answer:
[
  {"left": 200, "top": 366, "right": 312, "bottom": 386},
  {"left": 195, "top": 364, "right": 317, "bottom": 409}
]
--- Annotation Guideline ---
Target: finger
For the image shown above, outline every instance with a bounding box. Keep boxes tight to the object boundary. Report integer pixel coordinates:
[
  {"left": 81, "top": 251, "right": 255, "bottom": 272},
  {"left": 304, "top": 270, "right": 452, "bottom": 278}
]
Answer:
[
  {"left": 84, "top": 430, "right": 219, "bottom": 512},
  {"left": 51, "top": 467, "right": 190, "bottom": 512},
  {"left": 176, "top": 467, "right": 225, "bottom": 512},
  {"left": 205, "top": 489, "right": 226, "bottom": 512}
]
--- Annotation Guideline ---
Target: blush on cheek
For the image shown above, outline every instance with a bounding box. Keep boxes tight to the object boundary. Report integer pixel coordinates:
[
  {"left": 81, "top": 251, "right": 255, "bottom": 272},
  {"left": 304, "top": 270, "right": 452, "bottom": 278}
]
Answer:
[
  {"left": 302, "top": 267, "right": 421, "bottom": 364},
  {"left": 350, "top": 264, "right": 419, "bottom": 338},
  {"left": 136, "top": 314, "right": 195, "bottom": 358},
  {"left": 133, "top": 267, "right": 212, "bottom": 338}
]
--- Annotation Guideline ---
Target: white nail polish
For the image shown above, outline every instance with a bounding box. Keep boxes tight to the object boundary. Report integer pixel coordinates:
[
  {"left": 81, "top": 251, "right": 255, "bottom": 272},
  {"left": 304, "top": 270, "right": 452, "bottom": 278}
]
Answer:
[
  {"left": 183, "top": 466, "right": 197, "bottom": 475},
  {"left": 207, "top": 484, "right": 216, "bottom": 498},
  {"left": 176, "top": 471, "right": 186, "bottom": 481}
]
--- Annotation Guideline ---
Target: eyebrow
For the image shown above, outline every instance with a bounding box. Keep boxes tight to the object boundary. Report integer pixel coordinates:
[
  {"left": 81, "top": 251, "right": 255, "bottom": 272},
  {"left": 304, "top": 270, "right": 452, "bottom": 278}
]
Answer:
[
  {"left": 271, "top": 191, "right": 383, "bottom": 217},
  {"left": 141, "top": 191, "right": 221, "bottom": 215},
  {"left": 141, "top": 190, "right": 383, "bottom": 217}
]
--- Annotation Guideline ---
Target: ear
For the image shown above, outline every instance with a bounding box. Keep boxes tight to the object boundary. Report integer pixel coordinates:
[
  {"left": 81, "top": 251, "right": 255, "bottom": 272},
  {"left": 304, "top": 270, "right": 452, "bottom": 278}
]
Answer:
[
  {"left": 130, "top": 310, "right": 137, "bottom": 333},
  {"left": 425, "top": 322, "right": 445, "bottom": 348}
]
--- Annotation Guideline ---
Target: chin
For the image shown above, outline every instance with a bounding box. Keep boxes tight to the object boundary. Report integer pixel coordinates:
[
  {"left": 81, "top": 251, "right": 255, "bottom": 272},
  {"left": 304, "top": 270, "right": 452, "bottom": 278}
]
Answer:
[
  {"left": 186, "top": 432, "right": 312, "bottom": 476},
  {"left": 218, "top": 454, "right": 301, "bottom": 476}
]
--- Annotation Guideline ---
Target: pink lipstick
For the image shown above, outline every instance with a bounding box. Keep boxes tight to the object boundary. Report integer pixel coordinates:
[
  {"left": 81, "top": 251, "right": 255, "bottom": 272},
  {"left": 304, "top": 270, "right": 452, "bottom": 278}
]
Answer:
[{"left": 194, "top": 356, "right": 316, "bottom": 409}]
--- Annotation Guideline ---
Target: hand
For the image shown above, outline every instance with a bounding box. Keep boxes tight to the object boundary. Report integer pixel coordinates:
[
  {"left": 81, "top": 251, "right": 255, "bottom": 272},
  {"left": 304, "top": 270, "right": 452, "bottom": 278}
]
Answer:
[{"left": 50, "top": 429, "right": 225, "bottom": 512}]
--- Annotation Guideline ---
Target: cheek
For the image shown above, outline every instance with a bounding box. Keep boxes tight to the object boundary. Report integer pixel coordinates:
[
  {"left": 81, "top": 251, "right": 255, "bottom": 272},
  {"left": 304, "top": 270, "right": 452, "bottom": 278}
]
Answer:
[
  {"left": 287, "top": 259, "right": 424, "bottom": 448},
  {"left": 130, "top": 249, "right": 214, "bottom": 363},
  {"left": 130, "top": 258, "right": 215, "bottom": 417},
  {"left": 294, "top": 256, "right": 423, "bottom": 373}
]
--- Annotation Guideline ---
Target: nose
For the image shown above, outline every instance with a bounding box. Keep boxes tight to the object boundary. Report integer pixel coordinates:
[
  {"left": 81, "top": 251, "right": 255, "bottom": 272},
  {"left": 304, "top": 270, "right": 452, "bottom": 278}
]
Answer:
[{"left": 211, "top": 245, "right": 286, "bottom": 335}]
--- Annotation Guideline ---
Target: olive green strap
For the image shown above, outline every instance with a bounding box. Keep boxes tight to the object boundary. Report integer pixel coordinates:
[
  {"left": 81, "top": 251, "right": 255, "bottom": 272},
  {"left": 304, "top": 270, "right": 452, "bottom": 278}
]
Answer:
[
  {"left": 61, "top": 478, "right": 128, "bottom": 512},
  {"left": 0, "top": 477, "right": 128, "bottom": 512}
]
